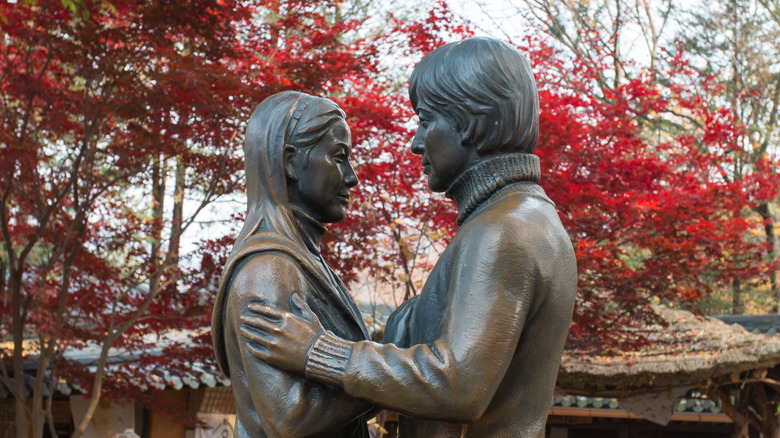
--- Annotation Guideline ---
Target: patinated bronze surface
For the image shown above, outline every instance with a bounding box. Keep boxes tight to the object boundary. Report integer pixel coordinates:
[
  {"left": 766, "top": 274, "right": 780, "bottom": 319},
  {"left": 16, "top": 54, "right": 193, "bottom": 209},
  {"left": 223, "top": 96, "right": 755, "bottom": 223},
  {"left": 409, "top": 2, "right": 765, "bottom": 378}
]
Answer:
[
  {"left": 239, "top": 37, "right": 578, "bottom": 438},
  {"left": 211, "top": 91, "right": 371, "bottom": 437}
]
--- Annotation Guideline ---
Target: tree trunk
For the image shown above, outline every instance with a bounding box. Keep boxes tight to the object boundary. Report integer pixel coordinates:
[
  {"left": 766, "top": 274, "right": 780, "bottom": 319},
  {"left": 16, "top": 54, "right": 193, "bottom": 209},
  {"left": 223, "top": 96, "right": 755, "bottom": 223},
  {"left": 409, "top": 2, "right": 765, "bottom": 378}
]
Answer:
[
  {"left": 612, "top": 0, "right": 622, "bottom": 89},
  {"left": 168, "top": 157, "right": 185, "bottom": 274},
  {"left": 753, "top": 383, "right": 779, "bottom": 437},
  {"left": 732, "top": 422, "right": 749, "bottom": 438},
  {"left": 755, "top": 203, "right": 779, "bottom": 312},
  {"left": 72, "top": 340, "right": 113, "bottom": 438},
  {"left": 733, "top": 276, "right": 743, "bottom": 314},
  {"left": 30, "top": 346, "right": 53, "bottom": 438},
  {"left": 149, "top": 155, "right": 167, "bottom": 294},
  {"left": 709, "top": 388, "right": 749, "bottom": 437},
  {"left": 764, "top": 414, "right": 780, "bottom": 438},
  {"left": 11, "top": 270, "right": 30, "bottom": 438}
]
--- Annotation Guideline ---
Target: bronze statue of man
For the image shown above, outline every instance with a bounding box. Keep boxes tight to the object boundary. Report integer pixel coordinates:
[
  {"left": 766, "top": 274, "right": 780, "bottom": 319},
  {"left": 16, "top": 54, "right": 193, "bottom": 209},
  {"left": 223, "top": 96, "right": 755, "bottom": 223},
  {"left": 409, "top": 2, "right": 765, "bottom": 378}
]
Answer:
[
  {"left": 211, "top": 91, "right": 372, "bottom": 437},
  {"left": 241, "top": 37, "right": 578, "bottom": 438}
]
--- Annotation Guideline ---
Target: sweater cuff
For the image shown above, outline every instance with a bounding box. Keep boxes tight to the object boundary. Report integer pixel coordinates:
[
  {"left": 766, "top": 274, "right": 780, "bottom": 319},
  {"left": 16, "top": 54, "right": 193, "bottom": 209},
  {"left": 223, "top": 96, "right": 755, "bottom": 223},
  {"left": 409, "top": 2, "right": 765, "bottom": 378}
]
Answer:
[{"left": 305, "top": 331, "right": 352, "bottom": 387}]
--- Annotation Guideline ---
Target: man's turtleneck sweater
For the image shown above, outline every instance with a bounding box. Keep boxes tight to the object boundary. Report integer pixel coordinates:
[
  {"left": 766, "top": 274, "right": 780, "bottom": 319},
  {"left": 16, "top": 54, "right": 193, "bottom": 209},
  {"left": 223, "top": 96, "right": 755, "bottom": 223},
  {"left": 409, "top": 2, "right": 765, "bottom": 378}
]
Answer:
[{"left": 445, "top": 153, "right": 551, "bottom": 225}]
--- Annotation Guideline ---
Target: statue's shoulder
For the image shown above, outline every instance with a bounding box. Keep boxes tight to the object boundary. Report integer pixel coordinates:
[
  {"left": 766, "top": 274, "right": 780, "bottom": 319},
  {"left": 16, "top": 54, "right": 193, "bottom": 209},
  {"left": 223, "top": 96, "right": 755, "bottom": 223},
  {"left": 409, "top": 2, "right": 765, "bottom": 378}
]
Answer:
[
  {"left": 457, "top": 186, "right": 569, "bottom": 260},
  {"left": 224, "top": 233, "right": 316, "bottom": 303},
  {"left": 212, "top": 234, "right": 312, "bottom": 377},
  {"left": 464, "top": 187, "right": 552, "bottom": 229},
  {"left": 231, "top": 251, "right": 304, "bottom": 290}
]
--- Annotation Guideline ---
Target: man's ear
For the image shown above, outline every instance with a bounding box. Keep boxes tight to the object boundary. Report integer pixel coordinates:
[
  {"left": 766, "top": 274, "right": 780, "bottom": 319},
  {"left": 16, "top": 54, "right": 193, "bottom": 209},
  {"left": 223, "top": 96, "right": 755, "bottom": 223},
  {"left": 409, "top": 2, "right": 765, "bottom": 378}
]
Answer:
[
  {"left": 462, "top": 114, "right": 502, "bottom": 155},
  {"left": 283, "top": 144, "right": 298, "bottom": 182},
  {"left": 461, "top": 114, "right": 490, "bottom": 152}
]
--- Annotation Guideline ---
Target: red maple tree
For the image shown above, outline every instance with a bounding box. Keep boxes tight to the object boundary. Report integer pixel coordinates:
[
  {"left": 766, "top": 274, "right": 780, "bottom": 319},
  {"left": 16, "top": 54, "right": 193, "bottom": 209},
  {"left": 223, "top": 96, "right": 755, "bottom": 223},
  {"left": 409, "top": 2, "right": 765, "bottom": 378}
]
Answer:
[{"left": 517, "top": 33, "right": 776, "bottom": 352}]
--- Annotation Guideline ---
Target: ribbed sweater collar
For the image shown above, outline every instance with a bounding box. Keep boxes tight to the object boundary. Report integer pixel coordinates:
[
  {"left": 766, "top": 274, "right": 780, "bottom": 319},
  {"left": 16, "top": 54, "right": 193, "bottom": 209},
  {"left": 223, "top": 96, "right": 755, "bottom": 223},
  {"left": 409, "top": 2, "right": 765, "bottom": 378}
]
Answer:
[{"left": 445, "top": 153, "right": 541, "bottom": 225}]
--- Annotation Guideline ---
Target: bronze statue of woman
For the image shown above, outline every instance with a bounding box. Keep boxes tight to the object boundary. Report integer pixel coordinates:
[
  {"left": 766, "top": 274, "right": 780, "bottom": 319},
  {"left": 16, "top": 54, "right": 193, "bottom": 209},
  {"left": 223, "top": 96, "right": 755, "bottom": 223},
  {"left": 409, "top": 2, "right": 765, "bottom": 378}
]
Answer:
[{"left": 211, "top": 91, "right": 372, "bottom": 437}]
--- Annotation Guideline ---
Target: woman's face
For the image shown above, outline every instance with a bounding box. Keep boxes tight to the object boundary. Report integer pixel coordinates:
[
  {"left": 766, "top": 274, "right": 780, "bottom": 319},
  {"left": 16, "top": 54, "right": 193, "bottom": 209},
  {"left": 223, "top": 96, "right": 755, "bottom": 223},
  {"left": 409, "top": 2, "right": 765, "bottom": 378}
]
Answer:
[{"left": 288, "top": 119, "right": 359, "bottom": 223}]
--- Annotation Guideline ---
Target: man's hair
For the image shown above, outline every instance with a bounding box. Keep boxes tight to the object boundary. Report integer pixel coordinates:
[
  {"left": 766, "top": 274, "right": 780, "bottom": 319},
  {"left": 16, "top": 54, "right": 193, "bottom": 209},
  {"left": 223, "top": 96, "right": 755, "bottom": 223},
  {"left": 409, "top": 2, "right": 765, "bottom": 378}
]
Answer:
[{"left": 409, "top": 37, "right": 539, "bottom": 155}]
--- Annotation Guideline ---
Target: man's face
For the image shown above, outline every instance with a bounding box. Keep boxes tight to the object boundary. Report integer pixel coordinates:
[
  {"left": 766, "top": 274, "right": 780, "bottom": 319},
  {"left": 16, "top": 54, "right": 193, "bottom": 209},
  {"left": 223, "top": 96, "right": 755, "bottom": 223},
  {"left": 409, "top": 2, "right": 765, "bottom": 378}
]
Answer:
[
  {"left": 288, "top": 119, "right": 358, "bottom": 223},
  {"left": 410, "top": 105, "right": 479, "bottom": 192}
]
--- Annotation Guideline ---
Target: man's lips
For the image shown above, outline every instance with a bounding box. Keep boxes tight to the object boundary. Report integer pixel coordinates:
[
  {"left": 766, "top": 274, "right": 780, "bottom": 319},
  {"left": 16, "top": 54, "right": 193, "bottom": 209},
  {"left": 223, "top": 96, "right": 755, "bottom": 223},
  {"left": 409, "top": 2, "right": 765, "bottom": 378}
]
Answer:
[{"left": 337, "top": 193, "right": 350, "bottom": 203}]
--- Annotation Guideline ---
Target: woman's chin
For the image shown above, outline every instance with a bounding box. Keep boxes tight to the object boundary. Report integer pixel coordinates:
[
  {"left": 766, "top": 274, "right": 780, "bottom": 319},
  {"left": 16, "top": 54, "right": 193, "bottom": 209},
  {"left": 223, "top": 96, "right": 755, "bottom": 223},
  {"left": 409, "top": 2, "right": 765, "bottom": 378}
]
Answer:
[{"left": 322, "top": 209, "right": 347, "bottom": 224}]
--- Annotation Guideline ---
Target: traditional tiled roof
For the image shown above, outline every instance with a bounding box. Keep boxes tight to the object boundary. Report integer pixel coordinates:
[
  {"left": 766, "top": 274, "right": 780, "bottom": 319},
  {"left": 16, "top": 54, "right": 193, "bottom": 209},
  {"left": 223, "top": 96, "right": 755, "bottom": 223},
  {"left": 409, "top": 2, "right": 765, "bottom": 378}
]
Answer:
[
  {"left": 0, "top": 329, "right": 228, "bottom": 399},
  {"left": 712, "top": 313, "right": 780, "bottom": 335},
  {"left": 553, "top": 394, "right": 719, "bottom": 413},
  {"left": 551, "top": 393, "right": 730, "bottom": 413},
  {"left": 0, "top": 364, "right": 228, "bottom": 399},
  {"left": 548, "top": 394, "right": 732, "bottom": 424}
]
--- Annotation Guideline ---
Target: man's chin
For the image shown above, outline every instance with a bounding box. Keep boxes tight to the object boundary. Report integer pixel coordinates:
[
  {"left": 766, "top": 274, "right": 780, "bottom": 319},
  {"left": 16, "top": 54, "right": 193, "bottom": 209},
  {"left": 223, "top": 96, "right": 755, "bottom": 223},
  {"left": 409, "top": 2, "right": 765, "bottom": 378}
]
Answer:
[{"left": 426, "top": 178, "right": 448, "bottom": 193}]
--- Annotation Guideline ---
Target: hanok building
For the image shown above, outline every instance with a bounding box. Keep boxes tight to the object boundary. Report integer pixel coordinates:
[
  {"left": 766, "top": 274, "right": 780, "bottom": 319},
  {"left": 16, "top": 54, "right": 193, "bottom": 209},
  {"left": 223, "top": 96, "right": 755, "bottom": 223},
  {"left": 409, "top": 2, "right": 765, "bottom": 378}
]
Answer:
[{"left": 550, "top": 306, "right": 780, "bottom": 437}]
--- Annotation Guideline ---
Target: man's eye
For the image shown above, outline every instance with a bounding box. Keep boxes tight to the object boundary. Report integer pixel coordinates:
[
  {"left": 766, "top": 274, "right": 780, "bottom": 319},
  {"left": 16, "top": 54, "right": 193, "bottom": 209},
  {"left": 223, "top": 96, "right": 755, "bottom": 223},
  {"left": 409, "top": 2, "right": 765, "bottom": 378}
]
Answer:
[{"left": 334, "top": 154, "right": 347, "bottom": 163}]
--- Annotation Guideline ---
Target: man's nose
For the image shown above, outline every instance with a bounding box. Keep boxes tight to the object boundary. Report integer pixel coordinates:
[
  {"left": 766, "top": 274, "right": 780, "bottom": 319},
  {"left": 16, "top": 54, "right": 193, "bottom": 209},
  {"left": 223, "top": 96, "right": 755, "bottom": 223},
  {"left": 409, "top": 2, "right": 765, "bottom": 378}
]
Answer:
[
  {"left": 410, "top": 128, "right": 424, "bottom": 155},
  {"left": 344, "top": 163, "right": 359, "bottom": 188}
]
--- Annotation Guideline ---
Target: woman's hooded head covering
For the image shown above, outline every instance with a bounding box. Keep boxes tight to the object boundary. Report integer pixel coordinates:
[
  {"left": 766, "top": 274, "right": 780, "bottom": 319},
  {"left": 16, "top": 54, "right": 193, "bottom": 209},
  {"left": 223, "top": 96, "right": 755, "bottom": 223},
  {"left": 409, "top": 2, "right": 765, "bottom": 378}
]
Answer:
[
  {"left": 212, "top": 91, "right": 359, "bottom": 376},
  {"left": 236, "top": 90, "right": 346, "bottom": 249}
]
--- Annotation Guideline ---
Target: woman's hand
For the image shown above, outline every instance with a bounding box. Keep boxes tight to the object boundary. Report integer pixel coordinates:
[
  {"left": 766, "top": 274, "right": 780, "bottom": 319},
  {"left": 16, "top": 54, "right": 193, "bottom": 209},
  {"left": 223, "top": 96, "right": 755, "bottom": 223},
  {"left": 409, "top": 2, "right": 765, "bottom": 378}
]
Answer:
[{"left": 240, "top": 293, "right": 324, "bottom": 376}]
